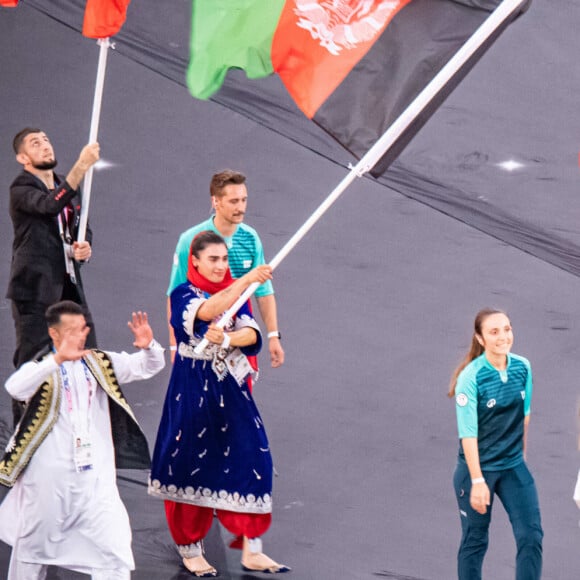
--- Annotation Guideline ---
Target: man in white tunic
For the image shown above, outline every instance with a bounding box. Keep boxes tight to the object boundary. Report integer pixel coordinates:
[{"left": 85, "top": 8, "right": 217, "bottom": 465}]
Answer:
[{"left": 0, "top": 300, "right": 165, "bottom": 580}]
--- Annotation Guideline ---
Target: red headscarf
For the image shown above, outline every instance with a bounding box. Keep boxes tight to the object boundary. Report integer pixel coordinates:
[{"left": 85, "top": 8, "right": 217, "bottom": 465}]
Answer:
[{"left": 187, "top": 244, "right": 234, "bottom": 294}]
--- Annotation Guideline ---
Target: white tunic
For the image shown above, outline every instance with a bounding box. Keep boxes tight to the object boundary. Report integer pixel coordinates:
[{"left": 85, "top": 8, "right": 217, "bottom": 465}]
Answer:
[{"left": 0, "top": 346, "right": 165, "bottom": 574}]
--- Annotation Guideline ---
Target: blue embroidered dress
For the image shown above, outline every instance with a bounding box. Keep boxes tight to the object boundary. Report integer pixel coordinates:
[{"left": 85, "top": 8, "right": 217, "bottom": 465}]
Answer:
[{"left": 149, "top": 282, "right": 273, "bottom": 514}]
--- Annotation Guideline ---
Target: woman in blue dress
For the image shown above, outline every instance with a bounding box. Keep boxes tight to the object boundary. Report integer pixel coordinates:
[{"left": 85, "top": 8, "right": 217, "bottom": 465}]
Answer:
[
  {"left": 449, "top": 308, "right": 543, "bottom": 580},
  {"left": 149, "top": 231, "right": 289, "bottom": 577}
]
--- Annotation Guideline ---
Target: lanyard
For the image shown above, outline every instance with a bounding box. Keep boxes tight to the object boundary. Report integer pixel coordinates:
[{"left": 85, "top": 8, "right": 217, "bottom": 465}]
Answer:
[
  {"left": 60, "top": 360, "right": 94, "bottom": 434},
  {"left": 49, "top": 176, "right": 73, "bottom": 241},
  {"left": 57, "top": 208, "right": 78, "bottom": 284},
  {"left": 57, "top": 206, "right": 73, "bottom": 244}
]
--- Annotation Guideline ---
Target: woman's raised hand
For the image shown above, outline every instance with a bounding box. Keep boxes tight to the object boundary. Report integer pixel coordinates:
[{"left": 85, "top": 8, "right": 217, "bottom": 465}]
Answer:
[{"left": 246, "top": 265, "right": 273, "bottom": 286}]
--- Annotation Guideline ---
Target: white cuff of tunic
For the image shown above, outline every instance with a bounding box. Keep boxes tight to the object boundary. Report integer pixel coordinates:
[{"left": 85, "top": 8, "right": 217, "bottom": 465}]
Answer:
[{"left": 145, "top": 339, "right": 163, "bottom": 350}]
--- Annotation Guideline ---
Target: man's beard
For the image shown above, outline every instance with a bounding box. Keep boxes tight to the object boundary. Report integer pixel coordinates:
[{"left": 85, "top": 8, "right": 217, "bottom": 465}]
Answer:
[{"left": 33, "top": 159, "right": 58, "bottom": 170}]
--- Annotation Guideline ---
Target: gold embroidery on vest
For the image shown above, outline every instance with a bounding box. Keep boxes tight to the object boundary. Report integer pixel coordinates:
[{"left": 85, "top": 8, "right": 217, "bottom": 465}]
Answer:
[
  {"left": 82, "top": 350, "right": 138, "bottom": 423},
  {"left": 0, "top": 374, "right": 61, "bottom": 486}
]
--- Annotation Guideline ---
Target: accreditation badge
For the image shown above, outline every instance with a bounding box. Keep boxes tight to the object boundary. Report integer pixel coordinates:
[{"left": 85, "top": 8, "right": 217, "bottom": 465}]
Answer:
[
  {"left": 225, "top": 349, "right": 253, "bottom": 386},
  {"left": 73, "top": 433, "right": 93, "bottom": 472}
]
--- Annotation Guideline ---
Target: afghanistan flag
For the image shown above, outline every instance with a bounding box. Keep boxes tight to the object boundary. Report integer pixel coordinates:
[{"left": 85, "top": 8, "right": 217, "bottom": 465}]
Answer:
[{"left": 187, "top": 0, "right": 530, "bottom": 176}]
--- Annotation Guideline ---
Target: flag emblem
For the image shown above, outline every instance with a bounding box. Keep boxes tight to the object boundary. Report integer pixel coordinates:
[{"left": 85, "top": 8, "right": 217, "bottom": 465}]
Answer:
[{"left": 294, "top": 0, "right": 404, "bottom": 56}]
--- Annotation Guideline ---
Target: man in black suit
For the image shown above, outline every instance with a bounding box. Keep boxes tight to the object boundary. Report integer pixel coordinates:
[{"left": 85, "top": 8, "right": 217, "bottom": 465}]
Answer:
[{"left": 6, "top": 127, "right": 100, "bottom": 383}]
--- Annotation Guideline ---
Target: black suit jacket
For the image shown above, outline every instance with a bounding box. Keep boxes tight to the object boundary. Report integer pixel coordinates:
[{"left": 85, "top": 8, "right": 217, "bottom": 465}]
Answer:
[{"left": 6, "top": 170, "right": 92, "bottom": 304}]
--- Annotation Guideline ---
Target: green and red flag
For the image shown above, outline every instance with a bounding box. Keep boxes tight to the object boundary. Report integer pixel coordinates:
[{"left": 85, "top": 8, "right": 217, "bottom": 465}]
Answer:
[{"left": 187, "top": 0, "right": 530, "bottom": 176}]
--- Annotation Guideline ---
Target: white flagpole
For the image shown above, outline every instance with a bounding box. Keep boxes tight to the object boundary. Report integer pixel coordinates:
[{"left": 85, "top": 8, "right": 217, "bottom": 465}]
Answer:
[
  {"left": 194, "top": 0, "right": 526, "bottom": 354},
  {"left": 78, "top": 37, "right": 112, "bottom": 242}
]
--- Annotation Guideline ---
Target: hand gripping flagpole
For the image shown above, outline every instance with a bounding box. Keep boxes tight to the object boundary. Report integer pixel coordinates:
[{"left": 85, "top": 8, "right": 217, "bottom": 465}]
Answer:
[
  {"left": 78, "top": 37, "right": 112, "bottom": 243},
  {"left": 194, "top": 0, "right": 526, "bottom": 354}
]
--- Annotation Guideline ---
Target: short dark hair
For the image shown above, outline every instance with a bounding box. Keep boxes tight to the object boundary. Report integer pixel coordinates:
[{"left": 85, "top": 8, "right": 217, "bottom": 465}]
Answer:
[
  {"left": 13, "top": 127, "right": 43, "bottom": 154},
  {"left": 45, "top": 301, "right": 86, "bottom": 328},
  {"left": 190, "top": 230, "right": 227, "bottom": 258},
  {"left": 210, "top": 169, "right": 246, "bottom": 198}
]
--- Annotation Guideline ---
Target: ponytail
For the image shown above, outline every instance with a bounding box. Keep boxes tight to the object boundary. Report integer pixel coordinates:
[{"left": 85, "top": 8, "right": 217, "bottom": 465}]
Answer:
[
  {"left": 448, "top": 308, "right": 506, "bottom": 398},
  {"left": 448, "top": 336, "right": 484, "bottom": 397}
]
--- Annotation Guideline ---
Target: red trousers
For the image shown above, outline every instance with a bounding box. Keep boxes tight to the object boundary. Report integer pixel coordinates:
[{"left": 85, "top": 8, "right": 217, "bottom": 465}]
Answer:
[{"left": 164, "top": 501, "right": 271, "bottom": 546}]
